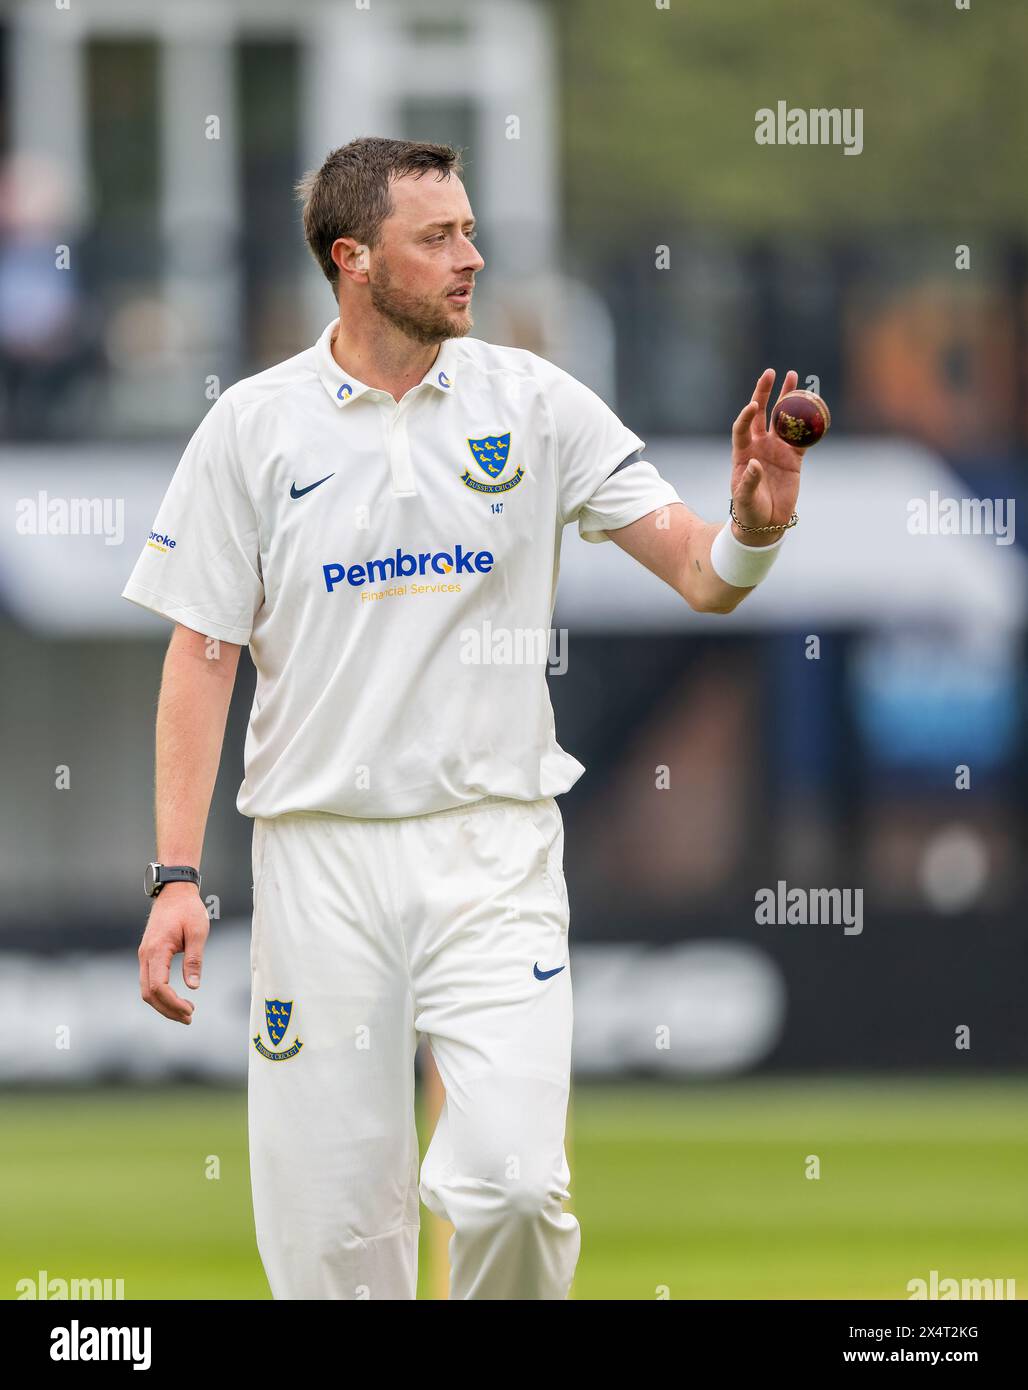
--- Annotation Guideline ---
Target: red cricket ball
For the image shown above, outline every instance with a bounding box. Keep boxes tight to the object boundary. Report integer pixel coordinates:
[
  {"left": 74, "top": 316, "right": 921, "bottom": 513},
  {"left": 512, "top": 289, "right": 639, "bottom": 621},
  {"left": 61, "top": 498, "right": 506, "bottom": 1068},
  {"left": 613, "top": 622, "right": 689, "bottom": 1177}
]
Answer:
[{"left": 770, "top": 389, "right": 831, "bottom": 448}]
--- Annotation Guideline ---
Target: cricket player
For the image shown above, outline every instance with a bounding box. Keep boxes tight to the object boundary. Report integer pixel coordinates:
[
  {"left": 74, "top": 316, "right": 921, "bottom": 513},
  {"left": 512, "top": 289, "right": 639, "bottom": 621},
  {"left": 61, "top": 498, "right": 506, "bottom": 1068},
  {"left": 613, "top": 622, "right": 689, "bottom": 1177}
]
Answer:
[{"left": 126, "top": 137, "right": 805, "bottom": 1300}]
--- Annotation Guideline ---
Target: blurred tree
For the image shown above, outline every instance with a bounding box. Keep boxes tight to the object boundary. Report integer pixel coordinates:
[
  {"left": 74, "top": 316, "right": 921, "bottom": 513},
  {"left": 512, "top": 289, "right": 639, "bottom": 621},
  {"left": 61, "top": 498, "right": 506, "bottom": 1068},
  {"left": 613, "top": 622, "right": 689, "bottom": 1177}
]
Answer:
[{"left": 551, "top": 0, "right": 1028, "bottom": 260}]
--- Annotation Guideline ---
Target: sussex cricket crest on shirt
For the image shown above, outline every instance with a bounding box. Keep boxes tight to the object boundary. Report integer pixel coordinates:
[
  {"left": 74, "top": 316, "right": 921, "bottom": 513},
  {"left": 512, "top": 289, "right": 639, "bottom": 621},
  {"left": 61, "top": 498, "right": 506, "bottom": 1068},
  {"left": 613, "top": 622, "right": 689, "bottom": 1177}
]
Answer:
[
  {"left": 461, "top": 432, "right": 524, "bottom": 494},
  {"left": 253, "top": 998, "right": 304, "bottom": 1061}
]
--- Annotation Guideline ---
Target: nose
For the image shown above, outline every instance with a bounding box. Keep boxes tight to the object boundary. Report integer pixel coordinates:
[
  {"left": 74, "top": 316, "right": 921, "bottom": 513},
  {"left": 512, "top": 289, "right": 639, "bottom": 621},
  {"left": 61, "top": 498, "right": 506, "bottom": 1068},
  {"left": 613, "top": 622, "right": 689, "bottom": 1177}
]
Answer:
[{"left": 460, "top": 236, "right": 484, "bottom": 271}]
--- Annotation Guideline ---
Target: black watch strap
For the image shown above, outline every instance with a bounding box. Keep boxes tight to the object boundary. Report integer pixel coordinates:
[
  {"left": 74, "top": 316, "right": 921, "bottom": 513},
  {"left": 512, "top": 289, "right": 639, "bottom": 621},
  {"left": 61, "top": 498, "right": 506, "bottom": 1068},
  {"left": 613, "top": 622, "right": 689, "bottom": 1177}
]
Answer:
[{"left": 145, "top": 863, "right": 202, "bottom": 898}]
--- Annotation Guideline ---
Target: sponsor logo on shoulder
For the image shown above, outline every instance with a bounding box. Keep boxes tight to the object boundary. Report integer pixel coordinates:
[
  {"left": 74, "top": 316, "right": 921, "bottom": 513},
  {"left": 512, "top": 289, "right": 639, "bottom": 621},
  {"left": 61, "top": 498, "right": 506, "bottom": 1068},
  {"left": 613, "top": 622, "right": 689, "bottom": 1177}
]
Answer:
[{"left": 146, "top": 530, "right": 176, "bottom": 552}]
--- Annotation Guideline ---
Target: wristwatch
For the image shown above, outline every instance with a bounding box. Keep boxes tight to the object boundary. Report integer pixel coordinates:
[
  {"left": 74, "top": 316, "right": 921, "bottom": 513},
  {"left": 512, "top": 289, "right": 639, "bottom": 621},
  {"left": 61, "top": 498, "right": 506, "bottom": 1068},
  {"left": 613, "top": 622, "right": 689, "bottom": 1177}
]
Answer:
[{"left": 144, "top": 862, "right": 202, "bottom": 898}]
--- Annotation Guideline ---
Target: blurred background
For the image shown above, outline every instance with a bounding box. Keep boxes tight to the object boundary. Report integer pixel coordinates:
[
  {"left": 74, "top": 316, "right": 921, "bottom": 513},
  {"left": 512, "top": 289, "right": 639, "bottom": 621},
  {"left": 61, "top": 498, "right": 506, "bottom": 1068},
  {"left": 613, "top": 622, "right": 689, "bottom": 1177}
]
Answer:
[{"left": 1, "top": 0, "right": 1026, "bottom": 1299}]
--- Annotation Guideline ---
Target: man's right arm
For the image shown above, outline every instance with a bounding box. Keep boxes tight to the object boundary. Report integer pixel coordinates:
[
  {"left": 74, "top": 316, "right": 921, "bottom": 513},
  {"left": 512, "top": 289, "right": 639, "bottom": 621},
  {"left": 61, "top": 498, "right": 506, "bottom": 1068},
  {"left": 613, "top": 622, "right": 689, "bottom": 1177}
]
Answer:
[{"left": 138, "top": 624, "right": 242, "bottom": 1024}]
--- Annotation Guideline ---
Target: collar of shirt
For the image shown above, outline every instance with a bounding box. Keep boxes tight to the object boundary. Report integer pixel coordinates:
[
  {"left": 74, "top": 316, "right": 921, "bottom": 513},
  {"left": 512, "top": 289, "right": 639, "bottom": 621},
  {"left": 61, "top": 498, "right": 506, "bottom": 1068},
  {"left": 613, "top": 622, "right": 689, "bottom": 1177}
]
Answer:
[{"left": 314, "top": 317, "right": 461, "bottom": 408}]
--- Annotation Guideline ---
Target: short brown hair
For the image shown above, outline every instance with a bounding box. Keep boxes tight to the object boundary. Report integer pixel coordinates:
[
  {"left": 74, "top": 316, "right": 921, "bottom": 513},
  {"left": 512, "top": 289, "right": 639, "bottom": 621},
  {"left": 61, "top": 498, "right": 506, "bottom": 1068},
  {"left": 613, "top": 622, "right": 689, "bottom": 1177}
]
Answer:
[{"left": 295, "top": 136, "right": 465, "bottom": 297}]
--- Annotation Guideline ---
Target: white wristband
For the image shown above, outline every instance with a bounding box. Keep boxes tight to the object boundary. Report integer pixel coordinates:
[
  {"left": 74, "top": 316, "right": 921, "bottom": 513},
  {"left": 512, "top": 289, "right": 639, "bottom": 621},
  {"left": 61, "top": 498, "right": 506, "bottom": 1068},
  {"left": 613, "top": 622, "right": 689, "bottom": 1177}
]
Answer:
[{"left": 709, "top": 522, "right": 786, "bottom": 588}]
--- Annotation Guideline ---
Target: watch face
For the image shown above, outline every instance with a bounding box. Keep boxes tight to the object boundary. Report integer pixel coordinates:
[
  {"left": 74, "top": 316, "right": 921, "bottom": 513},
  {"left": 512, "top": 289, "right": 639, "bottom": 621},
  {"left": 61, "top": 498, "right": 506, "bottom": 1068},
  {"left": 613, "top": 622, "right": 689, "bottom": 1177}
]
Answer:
[{"left": 144, "top": 863, "right": 159, "bottom": 897}]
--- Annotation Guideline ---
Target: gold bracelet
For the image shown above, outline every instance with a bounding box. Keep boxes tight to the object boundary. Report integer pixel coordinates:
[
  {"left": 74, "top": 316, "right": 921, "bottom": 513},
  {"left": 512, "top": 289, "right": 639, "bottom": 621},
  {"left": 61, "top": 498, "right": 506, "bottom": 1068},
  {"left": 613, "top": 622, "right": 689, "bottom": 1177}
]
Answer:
[{"left": 729, "top": 499, "right": 798, "bottom": 533}]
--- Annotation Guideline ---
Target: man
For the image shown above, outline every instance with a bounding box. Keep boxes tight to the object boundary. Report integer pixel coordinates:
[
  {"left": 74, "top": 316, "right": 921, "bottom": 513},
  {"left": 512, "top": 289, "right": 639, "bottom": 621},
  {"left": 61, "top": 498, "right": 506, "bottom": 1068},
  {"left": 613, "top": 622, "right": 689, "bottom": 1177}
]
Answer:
[{"left": 125, "top": 137, "right": 805, "bottom": 1301}]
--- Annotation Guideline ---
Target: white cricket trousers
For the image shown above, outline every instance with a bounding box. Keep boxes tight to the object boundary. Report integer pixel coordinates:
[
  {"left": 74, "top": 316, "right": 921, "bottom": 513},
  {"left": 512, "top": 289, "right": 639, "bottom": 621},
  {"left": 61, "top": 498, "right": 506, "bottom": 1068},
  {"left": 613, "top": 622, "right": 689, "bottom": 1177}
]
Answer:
[{"left": 247, "top": 793, "right": 580, "bottom": 1300}]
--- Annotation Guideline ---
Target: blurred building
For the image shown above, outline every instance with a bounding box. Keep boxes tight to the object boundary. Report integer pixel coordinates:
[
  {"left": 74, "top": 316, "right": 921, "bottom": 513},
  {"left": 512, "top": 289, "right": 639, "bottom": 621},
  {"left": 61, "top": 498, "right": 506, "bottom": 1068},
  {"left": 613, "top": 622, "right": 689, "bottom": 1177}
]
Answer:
[
  {"left": 0, "top": 0, "right": 627, "bottom": 438},
  {"left": 0, "top": 0, "right": 1025, "bottom": 1083}
]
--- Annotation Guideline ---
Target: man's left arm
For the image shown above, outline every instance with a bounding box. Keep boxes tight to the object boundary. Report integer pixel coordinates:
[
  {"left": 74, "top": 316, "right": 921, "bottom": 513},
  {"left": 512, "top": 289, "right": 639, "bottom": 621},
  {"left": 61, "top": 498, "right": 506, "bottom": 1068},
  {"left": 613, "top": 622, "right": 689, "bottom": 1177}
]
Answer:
[{"left": 607, "top": 368, "right": 806, "bottom": 614}]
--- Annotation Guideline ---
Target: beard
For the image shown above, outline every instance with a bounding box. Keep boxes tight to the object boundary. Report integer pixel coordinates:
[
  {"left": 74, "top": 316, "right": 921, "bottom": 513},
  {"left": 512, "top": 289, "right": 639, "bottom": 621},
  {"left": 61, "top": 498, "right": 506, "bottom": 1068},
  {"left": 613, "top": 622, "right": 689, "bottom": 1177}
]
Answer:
[{"left": 368, "top": 256, "right": 473, "bottom": 345}]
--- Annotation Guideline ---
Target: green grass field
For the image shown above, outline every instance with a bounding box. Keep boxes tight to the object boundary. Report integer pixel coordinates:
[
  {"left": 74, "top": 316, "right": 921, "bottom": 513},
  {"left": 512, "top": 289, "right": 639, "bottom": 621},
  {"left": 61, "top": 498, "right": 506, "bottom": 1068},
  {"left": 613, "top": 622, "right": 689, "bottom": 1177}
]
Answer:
[{"left": 3, "top": 1077, "right": 1025, "bottom": 1300}]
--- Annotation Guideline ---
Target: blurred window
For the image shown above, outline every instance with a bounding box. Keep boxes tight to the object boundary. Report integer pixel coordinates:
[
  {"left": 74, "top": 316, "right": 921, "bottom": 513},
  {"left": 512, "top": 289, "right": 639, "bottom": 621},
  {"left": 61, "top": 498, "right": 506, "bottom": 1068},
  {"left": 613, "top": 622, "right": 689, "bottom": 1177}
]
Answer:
[{"left": 238, "top": 39, "right": 304, "bottom": 366}]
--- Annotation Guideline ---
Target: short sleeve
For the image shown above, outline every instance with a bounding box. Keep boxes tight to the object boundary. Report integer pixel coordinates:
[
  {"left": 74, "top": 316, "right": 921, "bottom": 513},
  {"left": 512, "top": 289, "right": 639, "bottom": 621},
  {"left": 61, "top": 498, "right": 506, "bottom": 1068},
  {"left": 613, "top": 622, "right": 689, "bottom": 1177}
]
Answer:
[
  {"left": 537, "top": 355, "right": 684, "bottom": 543},
  {"left": 541, "top": 358, "right": 648, "bottom": 530},
  {"left": 576, "top": 458, "right": 685, "bottom": 544},
  {"left": 120, "top": 390, "right": 263, "bottom": 644}
]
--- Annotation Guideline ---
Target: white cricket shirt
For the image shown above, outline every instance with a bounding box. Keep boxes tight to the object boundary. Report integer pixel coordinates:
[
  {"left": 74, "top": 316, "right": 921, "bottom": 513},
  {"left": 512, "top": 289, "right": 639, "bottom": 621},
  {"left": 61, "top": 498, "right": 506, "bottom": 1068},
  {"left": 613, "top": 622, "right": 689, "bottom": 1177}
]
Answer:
[{"left": 122, "top": 318, "right": 683, "bottom": 818}]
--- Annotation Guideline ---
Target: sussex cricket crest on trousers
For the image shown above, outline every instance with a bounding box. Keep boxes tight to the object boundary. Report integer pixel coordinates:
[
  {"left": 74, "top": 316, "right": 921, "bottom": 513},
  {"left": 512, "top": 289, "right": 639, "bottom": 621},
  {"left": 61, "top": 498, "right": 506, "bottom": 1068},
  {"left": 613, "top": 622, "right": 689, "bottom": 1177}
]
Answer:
[{"left": 253, "top": 998, "right": 304, "bottom": 1061}]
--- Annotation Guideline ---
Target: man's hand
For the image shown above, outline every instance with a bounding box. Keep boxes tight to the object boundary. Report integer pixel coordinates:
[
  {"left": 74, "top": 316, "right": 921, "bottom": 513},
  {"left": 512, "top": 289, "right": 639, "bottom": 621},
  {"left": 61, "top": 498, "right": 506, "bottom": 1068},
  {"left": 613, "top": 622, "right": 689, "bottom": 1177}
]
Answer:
[
  {"left": 138, "top": 883, "right": 210, "bottom": 1024},
  {"left": 730, "top": 368, "right": 806, "bottom": 547}
]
